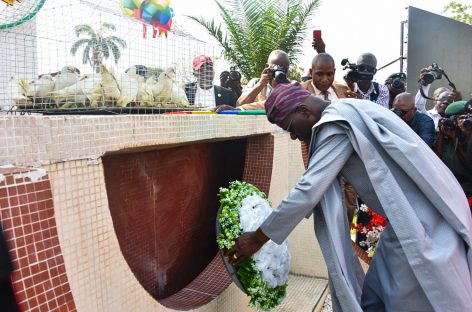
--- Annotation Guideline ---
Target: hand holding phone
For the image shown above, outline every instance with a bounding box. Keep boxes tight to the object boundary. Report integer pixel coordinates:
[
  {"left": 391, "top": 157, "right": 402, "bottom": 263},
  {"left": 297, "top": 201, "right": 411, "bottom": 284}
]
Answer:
[{"left": 312, "top": 30, "right": 325, "bottom": 53}]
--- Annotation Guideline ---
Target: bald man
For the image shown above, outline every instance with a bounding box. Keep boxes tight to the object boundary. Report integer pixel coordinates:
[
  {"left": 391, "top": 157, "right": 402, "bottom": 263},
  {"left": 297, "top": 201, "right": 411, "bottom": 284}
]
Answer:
[
  {"left": 344, "top": 53, "right": 390, "bottom": 108},
  {"left": 238, "top": 50, "right": 290, "bottom": 104},
  {"left": 302, "top": 53, "right": 349, "bottom": 100},
  {"left": 214, "top": 50, "right": 290, "bottom": 112},
  {"left": 393, "top": 92, "right": 435, "bottom": 147}
]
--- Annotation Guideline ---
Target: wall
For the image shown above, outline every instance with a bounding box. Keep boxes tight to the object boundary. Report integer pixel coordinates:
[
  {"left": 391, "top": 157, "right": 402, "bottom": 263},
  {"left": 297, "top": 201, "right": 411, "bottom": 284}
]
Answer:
[{"left": 406, "top": 6, "right": 472, "bottom": 105}]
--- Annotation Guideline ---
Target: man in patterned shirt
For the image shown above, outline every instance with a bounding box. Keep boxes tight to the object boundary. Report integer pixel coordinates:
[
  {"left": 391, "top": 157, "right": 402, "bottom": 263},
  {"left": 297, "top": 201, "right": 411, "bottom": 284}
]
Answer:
[{"left": 344, "top": 53, "right": 390, "bottom": 108}]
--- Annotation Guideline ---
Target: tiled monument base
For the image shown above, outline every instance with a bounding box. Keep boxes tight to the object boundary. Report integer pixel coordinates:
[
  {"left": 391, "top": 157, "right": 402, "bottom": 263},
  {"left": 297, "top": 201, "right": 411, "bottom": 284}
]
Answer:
[
  {"left": 0, "top": 166, "right": 76, "bottom": 311},
  {"left": 1, "top": 114, "right": 328, "bottom": 311}
]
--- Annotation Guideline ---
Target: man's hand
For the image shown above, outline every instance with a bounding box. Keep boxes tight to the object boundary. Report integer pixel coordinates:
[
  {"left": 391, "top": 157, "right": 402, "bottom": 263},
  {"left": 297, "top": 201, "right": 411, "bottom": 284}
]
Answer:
[
  {"left": 418, "top": 67, "right": 430, "bottom": 85},
  {"left": 450, "top": 89, "right": 463, "bottom": 101},
  {"left": 312, "top": 38, "right": 326, "bottom": 53},
  {"left": 213, "top": 105, "right": 239, "bottom": 113},
  {"left": 258, "top": 67, "right": 272, "bottom": 87},
  {"left": 345, "top": 89, "right": 361, "bottom": 99},
  {"left": 225, "top": 228, "right": 269, "bottom": 266},
  {"left": 458, "top": 116, "right": 472, "bottom": 138},
  {"left": 439, "top": 118, "right": 457, "bottom": 141}
]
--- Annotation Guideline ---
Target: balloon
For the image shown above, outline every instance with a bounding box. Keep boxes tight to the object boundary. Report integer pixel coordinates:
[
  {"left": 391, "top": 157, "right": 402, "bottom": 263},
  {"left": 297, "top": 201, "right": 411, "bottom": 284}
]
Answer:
[{"left": 120, "top": 0, "right": 174, "bottom": 38}]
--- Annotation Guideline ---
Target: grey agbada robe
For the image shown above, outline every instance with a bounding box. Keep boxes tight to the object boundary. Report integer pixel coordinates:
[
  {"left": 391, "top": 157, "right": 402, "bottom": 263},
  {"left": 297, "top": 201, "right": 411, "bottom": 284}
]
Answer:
[{"left": 260, "top": 99, "right": 472, "bottom": 312}]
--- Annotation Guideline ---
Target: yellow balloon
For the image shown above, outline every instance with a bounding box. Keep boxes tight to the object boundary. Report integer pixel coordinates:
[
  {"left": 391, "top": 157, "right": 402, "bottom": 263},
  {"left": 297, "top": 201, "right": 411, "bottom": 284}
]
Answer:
[
  {"left": 122, "top": 8, "right": 135, "bottom": 16},
  {"left": 132, "top": 0, "right": 145, "bottom": 8},
  {"left": 149, "top": 0, "right": 170, "bottom": 10}
]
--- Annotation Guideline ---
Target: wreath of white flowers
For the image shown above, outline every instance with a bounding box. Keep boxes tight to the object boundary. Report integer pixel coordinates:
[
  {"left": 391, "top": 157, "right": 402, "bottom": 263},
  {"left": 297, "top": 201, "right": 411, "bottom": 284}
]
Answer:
[{"left": 217, "top": 181, "right": 291, "bottom": 311}]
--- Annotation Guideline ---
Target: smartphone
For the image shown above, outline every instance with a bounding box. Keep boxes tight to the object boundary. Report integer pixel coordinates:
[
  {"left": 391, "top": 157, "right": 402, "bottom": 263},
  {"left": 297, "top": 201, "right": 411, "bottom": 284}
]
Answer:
[{"left": 313, "top": 30, "right": 322, "bottom": 41}]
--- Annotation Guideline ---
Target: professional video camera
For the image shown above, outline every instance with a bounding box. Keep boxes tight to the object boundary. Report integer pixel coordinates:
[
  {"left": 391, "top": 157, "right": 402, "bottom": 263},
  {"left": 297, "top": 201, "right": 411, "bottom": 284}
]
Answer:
[
  {"left": 268, "top": 65, "right": 289, "bottom": 83},
  {"left": 341, "top": 58, "right": 374, "bottom": 82}
]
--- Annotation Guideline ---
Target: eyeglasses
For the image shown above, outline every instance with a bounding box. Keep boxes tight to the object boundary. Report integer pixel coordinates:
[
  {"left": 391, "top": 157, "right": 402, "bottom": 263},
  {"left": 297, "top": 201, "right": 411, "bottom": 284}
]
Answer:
[
  {"left": 284, "top": 115, "right": 295, "bottom": 133},
  {"left": 391, "top": 107, "right": 413, "bottom": 118}
]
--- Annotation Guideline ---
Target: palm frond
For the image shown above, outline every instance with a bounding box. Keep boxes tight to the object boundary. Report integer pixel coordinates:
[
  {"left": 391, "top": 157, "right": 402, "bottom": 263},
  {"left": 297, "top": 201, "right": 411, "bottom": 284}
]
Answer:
[
  {"left": 100, "top": 22, "right": 116, "bottom": 32},
  {"left": 82, "top": 44, "right": 91, "bottom": 65},
  {"left": 106, "top": 35, "right": 127, "bottom": 49},
  {"left": 74, "top": 24, "right": 97, "bottom": 39},
  {"left": 188, "top": 0, "right": 320, "bottom": 79},
  {"left": 107, "top": 40, "right": 122, "bottom": 64},
  {"left": 70, "top": 38, "right": 91, "bottom": 55},
  {"left": 99, "top": 37, "right": 110, "bottom": 60}
]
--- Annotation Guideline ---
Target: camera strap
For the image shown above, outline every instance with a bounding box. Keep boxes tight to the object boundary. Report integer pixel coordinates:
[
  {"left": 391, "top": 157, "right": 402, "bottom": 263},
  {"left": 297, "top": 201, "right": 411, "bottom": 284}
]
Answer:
[{"left": 419, "top": 70, "right": 457, "bottom": 100}]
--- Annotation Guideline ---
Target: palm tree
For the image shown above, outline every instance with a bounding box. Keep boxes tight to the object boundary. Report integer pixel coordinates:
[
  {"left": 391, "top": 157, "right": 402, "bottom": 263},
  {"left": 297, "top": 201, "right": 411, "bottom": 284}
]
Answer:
[
  {"left": 187, "top": 0, "right": 320, "bottom": 79},
  {"left": 70, "top": 23, "right": 127, "bottom": 73}
]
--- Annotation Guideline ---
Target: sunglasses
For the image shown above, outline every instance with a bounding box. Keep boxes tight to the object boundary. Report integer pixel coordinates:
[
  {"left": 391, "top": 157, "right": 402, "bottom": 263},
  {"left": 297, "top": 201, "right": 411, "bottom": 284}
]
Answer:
[{"left": 391, "top": 107, "right": 413, "bottom": 118}]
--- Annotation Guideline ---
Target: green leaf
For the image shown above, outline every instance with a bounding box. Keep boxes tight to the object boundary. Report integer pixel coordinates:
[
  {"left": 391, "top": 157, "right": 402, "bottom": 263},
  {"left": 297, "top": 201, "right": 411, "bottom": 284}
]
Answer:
[
  {"left": 217, "top": 180, "right": 286, "bottom": 311},
  {"left": 187, "top": 0, "right": 320, "bottom": 80}
]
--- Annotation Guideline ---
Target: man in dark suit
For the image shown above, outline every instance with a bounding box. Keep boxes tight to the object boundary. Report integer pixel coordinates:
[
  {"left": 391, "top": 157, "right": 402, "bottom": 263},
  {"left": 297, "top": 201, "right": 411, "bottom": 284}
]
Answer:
[{"left": 185, "top": 55, "right": 236, "bottom": 108}]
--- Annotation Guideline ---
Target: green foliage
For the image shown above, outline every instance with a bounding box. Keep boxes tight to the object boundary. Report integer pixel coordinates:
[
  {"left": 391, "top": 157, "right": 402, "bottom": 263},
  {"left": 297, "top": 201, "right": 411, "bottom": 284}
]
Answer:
[
  {"left": 287, "top": 65, "right": 305, "bottom": 82},
  {"left": 70, "top": 23, "right": 127, "bottom": 73},
  {"left": 187, "top": 0, "right": 320, "bottom": 80},
  {"left": 443, "top": 1, "right": 472, "bottom": 25},
  {"left": 217, "top": 181, "right": 284, "bottom": 311}
]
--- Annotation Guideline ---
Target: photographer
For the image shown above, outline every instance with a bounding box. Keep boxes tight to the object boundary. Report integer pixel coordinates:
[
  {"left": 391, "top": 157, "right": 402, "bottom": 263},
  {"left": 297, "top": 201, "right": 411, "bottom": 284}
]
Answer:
[
  {"left": 415, "top": 65, "right": 462, "bottom": 129},
  {"left": 435, "top": 100, "right": 472, "bottom": 198},
  {"left": 237, "top": 50, "right": 290, "bottom": 106},
  {"left": 385, "top": 73, "right": 406, "bottom": 109},
  {"left": 214, "top": 50, "right": 290, "bottom": 112},
  {"left": 392, "top": 92, "right": 435, "bottom": 147},
  {"left": 220, "top": 67, "right": 243, "bottom": 100},
  {"left": 343, "top": 53, "right": 390, "bottom": 108}
]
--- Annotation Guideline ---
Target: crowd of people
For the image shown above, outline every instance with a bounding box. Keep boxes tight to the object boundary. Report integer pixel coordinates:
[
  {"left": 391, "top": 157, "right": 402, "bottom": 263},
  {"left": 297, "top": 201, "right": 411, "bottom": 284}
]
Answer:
[
  {"left": 191, "top": 39, "right": 471, "bottom": 204},
  {"left": 195, "top": 38, "right": 472, "bottom": 311}
]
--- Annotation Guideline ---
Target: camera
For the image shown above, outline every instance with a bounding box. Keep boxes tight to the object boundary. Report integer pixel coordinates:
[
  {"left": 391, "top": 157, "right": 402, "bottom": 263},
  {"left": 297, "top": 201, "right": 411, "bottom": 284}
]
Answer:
[
  {"left": 228, "top": 66, "right": 241, "bottom": 81},
  {"left": 341, "top": 58, "right": 374, "bottom": 82},
  {"left": 268, "top": 65, "right": 289, "bottom": 83},
  {"left": 442, "top": 115, "right": 458, "bottom": 131},
  {"left": 463, "top": 114, "right": 472, "bottom": 129},
  {"left": 421, "top": 63, "right": 443, "bottom": 85},
  {"left": 387, "top": 72, "right": 407, "bottom": 90}
]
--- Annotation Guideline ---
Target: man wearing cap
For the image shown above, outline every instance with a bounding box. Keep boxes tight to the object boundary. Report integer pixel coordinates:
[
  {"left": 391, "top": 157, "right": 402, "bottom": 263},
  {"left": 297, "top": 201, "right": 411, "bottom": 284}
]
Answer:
[
  {"left": 436, "top": 100, "right": 472, "bottom": 198},
  {"left": 184, "top": 55, "right": 236, "bottom": 109},
  {"left": 392, "top": 92, "right": 435, "bottom": 147},
  {"left": 384, "top": 73, "right": 406, "bottom": 108},
  {"left": 226, "top": 82, "right": 472, "bottom": 311}
]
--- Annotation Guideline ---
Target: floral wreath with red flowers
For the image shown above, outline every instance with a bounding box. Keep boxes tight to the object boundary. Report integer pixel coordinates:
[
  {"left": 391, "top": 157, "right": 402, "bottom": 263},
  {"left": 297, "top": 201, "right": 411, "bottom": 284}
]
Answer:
[{"left": 351, "top": 204, "right": 388, "bottom": 258}]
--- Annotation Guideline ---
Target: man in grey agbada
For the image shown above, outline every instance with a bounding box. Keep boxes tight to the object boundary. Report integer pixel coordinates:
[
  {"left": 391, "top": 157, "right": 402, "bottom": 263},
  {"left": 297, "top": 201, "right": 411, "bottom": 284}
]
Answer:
[{"left": 226, "top": 82, "right": 472, "bottom": 311}]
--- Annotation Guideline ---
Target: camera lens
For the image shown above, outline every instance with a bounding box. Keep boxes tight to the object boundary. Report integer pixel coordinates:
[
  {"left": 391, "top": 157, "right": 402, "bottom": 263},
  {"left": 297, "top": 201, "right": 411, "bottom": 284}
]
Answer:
[
  {"left": 422, "top": 73, "right": 435, "bottom": 84},
  {"left": 392, "top": 78, "right": 404, "bottom": 89},
  {"left": 464, "top": 118, "right": 472, "bottom": 129},
  {"left": 274, "top": 71, "right": 288, "bottom": 83}
]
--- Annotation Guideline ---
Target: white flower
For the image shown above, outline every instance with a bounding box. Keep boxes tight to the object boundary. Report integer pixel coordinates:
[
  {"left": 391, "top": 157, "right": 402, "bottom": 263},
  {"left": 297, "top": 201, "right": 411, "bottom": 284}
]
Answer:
[{"left": 239, "top": 194, "right": 291, "bottom": 288}]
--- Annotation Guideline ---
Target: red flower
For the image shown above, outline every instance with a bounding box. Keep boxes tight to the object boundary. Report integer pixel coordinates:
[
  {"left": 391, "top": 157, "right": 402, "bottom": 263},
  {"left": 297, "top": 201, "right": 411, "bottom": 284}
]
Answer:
[{"left": 468, "top": 197, "right": 472, "bottom": 208}]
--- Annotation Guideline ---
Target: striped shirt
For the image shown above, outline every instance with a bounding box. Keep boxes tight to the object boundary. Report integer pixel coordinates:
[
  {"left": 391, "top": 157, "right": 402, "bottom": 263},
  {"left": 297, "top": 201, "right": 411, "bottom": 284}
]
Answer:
[{"left": 355, "top": 82, "right": 390, "bottom": 108}]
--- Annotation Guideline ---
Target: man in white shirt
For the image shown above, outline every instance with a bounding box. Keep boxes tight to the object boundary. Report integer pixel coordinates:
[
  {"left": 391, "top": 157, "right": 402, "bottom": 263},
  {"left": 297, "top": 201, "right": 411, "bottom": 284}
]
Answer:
[
  {"left": 414, "top": 66, "right": 462, "bottom": 129},
  {"left": 344, "top": 53, "right": 390, "bottom": 108}
]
